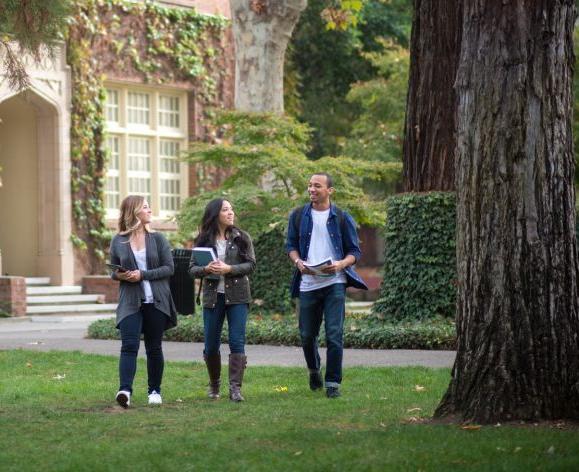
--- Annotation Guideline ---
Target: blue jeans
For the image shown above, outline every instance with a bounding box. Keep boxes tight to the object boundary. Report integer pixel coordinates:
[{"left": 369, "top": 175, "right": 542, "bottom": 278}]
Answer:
[
  {"left": 118, "top": 304, "right": 166, "bottom": 394},
  {"left": 299, "top": 283, "right": 346, "bottom": 388},
  {"left": 203, "top": 293, "right": 248, "bottom": 356}
]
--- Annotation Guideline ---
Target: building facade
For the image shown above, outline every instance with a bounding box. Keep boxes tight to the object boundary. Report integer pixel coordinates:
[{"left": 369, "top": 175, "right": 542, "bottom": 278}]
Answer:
[{"left": 0, "top": 0, "right": 233, "bottom": 285}]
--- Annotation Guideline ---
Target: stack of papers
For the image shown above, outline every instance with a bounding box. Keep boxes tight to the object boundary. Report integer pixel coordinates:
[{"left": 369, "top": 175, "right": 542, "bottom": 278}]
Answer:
[{"left": 303, "top": 258, "right": 333, "bottom": 277}]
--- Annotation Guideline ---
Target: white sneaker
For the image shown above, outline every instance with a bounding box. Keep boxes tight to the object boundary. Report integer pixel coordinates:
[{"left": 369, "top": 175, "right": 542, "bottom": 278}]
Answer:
[
  {"left": 116, "top": 390, "right": 131, "bottom": 408},
  {"left": 148, "top": 391, "right": 162, "bottom": 405}
]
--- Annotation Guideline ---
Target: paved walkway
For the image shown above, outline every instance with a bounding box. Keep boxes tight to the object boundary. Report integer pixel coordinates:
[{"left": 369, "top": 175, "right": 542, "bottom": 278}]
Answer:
[{"left": 0, "top": 316, "right": 455, "bottom": 368}]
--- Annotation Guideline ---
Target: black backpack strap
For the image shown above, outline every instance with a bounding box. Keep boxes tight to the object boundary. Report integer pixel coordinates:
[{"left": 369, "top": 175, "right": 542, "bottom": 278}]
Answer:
[{"left": 196, "top": 278, "right": 203, "bottom": 306}]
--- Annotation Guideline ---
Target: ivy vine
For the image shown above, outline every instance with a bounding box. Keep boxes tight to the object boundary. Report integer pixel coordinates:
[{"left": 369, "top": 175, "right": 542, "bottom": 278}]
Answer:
[{"left": 65, "top": 0, "right": 228, "bottom": 271}]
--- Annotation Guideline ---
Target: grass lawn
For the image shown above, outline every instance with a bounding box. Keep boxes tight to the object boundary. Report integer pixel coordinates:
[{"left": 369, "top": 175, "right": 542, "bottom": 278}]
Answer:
[{"left": 1, "top": 350, "right": 577, "bottom": 471}]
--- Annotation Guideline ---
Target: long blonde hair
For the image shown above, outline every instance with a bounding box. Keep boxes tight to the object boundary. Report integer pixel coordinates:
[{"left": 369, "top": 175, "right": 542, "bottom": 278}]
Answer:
[{"left": 118, "top": 195, "right": 152, "bottom": 236}]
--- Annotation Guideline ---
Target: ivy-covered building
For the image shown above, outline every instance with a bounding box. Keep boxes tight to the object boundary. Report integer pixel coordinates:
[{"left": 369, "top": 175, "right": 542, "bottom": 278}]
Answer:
[{"left": 0, "top": 0, "right": 233, "bottom": 285}]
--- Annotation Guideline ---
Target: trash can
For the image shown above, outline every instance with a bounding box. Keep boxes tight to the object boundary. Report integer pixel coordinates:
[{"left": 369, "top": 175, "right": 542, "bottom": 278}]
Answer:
[{"left": 170, "top": 248, "right": 195, "bottom": 316}]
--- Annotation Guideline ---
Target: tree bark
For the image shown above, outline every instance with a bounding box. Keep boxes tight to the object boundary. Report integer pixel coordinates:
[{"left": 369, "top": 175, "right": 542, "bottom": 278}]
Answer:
[
  {"left": 230, "top": 0, "right": 307, "bottom": 113},
  {"left": 435, "top": 0, "right": 579, "bottom": 424},
  {"left": 402, "top": 0, "right": 461, "bottom": 191}
]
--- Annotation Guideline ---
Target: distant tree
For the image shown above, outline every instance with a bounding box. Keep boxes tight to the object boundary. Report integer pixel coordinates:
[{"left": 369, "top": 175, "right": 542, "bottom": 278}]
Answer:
[
  {"left": 178, "top": 110, "right": 401, "bottom": 240},
  {"left": 0, "top": 0, "right": 70, "bottom": 90},
  {"left": 290, "top": 0, "right": 412, "bottom": 158},
  {"left": 435, "top": 0, "right": 579, "bottom": 423},
  {"left": 230, "top": 0, "right": 308, "bottom": 113},
  {"left": 344, "top": 38, "right": 409, "bottom": 164}
]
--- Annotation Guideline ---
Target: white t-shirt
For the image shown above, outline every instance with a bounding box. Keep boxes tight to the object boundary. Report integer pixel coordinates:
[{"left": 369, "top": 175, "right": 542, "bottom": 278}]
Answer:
[
  {"left": 216, "top": 239, "right": 227, "bottom": 293},
  {"left": 133, "top": 247, "right": 154, "bottom": 303},
  {"left": 300, "top": 208, "right": 347, "bottom": 292}
]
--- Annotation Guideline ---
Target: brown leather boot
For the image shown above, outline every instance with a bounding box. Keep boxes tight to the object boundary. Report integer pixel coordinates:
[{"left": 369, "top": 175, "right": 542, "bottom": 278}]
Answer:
[
  {"left": 204, "top": 353, "right": 221, "bottom": 399},
  {"left": 228, "top": 353, "right": 247, "bottom": 402}
]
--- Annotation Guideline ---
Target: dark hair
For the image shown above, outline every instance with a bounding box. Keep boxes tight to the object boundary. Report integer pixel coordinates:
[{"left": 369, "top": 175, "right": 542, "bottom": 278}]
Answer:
[
  {"left": 194, "top": 198, "right": 250, "bottom": 256},
  {"left": 312, "top": 172, "right": 333, "bottom": 188}
]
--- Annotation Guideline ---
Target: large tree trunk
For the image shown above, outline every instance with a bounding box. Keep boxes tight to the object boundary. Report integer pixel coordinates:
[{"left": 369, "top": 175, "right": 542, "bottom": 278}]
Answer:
[
  {"left": 230, "top": 0, "right": 307, "bottom": 113},
  {"left": 402, "top": 0, "right": 462, "bottom": 191},
  {"left": 435, "top": 0, "right": 579, "bottom": 424}
]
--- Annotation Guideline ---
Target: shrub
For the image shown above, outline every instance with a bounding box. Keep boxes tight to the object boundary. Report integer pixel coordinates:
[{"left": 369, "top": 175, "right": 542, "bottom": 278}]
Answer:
[
  {"left": 87, "top": 314, "right": 456, "bottom": 350},
  {"left": 250, "top": 226, "right": 295, "bottom": 316},
  {"left": 373, "top": 192, "right": 456, "bottom": 322}
]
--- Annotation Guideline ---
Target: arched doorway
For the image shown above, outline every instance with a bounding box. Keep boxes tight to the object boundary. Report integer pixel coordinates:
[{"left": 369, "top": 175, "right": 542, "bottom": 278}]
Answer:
[
  {"left": 0, "top": 93, "right": 40, "bottom": 276},
  {"left": 0, "top": 88, "right": 73, "bottom": 284}
]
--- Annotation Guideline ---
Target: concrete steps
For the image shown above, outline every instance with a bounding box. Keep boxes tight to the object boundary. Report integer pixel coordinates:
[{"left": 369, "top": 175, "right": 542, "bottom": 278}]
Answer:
[
  {"left": 27, "top": 303, "right": 118, "bottom": 314},
  {"left": 27, "top": 286, "right": 82, "bottom": 296},
  {"left": 25, "top": 278, "right": 116, "bottom": 317},
  {"left": 27, "top": 294, "right": 105, "bottom": 305}
]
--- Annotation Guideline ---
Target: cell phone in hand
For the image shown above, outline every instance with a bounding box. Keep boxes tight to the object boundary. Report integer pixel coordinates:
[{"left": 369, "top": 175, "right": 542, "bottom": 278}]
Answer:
[{"left": 106, "top": 263, "right": 128, "bottom": 272}]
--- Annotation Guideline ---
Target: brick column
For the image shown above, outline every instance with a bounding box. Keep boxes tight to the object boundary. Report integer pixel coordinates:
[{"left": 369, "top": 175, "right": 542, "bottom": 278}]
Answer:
[
  {"left": 82, "top": 275, "right": 119, "bottom": 303},
  {"left": 0, "top": 276, "right": 27, "bottom": 317}
]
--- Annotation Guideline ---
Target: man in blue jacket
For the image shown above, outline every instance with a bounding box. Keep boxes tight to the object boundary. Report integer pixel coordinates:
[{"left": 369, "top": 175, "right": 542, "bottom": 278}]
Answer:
[{"left": 286, "top": 173, "right": 367, "bottom": 398}]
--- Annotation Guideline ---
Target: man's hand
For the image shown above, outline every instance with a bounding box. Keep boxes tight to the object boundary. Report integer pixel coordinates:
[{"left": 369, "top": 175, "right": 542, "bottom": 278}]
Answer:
[
  {"left": 296, "top": 259, "right": 315, "bottom": 275},
  {"left": 320, "top": 259, "right": 347, "bottom": 275}
]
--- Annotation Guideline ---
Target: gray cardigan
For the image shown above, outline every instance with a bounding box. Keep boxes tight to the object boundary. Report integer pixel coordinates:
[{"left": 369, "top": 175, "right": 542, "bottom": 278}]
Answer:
[
  {"left": 109, "top": 231, "right": 177, "bottom": 329},
  {"left": 188, "top": 228, "right": 256, "bottom": 308}
]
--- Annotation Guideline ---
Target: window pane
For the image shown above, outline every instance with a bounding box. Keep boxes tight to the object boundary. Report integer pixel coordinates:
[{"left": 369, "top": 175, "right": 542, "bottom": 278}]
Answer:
[
  {"left": 106, "top": 136, "right": 120, "bottom": 170},
  {"left": 104, "top": 136, "right": 121, "bottom": 210},
  {"left": 127, "top": 137, "right": 151, "bottom": 201},
  {"left": 106, "top": 89, "right": 119, "bottom": 123},
  {"left": 159, "top": 95, "right": 180, "bottom": 128},
  {"left": 159, "top": 139, "right": 181, "bottom": 212},
  {"left": 128, "top": 137, "right": 150, "bottom": 171},
  {"left": 159, "top": 140, "right": 180, "bottom": 173},
  {"left": 128, "top": 92, "right": 150, "bottom": 125}
]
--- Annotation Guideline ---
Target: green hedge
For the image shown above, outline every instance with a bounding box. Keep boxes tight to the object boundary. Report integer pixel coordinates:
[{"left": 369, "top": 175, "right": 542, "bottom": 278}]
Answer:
[
  {"left": 373, "top": 192, "right": 456, "bottom": 322},
  {"left": 87, "top": 314, "right": 456, "bottom": 350},
  {"left": 250, "top": 226, "right": 295, "bottom": 315}
]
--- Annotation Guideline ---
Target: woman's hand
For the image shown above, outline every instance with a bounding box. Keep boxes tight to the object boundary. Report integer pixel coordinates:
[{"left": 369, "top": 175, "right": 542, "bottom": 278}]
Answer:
[
  {"left": 205, "top": 260, "right": 232, "bottom": 275},
  {"left": 117, "top": 270, "right": 142, "bottom": 282}
]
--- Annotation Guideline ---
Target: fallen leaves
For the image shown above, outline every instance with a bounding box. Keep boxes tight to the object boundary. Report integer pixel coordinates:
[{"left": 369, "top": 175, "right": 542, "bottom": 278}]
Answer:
[
  {"left": 273, "top": 385, "right": 288, "bottom": 393},
  {"left": 461, "top": 424, "right": 481, "bottom": 431},
  {"left": 414, "top": 385, "right": 426, "bottom": 392}
]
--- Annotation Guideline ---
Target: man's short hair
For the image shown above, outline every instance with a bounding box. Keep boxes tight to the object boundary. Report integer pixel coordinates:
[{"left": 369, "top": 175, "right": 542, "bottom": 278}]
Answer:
[{"left": 312, "top": 172, "right": 333, "bottom": 188}]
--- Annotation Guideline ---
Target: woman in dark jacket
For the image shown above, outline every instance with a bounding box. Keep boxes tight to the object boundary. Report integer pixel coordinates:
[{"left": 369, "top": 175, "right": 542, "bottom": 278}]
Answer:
[
  {"left": 189, "top": 198, "right": 256, "bottom": 402},
  {"left": 109, "top": 195, "right": 176, "bottom": 408}
]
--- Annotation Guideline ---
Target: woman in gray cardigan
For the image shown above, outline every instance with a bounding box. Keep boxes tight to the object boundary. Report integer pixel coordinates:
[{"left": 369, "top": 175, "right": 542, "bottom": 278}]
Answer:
[
  {"left": 189, "top": 198, "right": 256, "bottom": 402},
  {"left": 109, "top": 195, "right": 176, "bottom": 408}
]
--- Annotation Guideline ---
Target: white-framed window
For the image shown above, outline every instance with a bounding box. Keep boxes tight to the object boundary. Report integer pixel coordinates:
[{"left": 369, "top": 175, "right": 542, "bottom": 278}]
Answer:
[
  {"left": 105, "top": 136, "right": 121, "bottom": 210},
  {"left": 103, "top": 85, "right": 188, "bottom": 218}
]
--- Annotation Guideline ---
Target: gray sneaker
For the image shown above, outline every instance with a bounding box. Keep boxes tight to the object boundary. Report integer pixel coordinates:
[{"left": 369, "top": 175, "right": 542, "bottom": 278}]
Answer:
[{"left": 326, "top": 386, "right": 341, "bottom": 398}]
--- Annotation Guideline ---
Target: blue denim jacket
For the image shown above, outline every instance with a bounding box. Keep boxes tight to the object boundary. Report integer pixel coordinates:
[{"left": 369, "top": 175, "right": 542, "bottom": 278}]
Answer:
[{"left": 286, "top": 203, "right": 368, "bottom": 298}]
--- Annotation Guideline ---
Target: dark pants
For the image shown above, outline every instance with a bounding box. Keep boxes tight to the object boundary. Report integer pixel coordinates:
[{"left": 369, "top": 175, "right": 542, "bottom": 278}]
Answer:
[
  {"left": 203, "top": 293, "right": 248, "bottom": 356},
  {"left": 299, "top": 283, "right": 346, "bottom": 388},
  {"left": 119, "top": 304, "right": 166, "bottom": 394}
]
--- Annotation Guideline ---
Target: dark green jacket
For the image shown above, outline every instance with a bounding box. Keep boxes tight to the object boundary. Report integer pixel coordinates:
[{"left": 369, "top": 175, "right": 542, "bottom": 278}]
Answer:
[{"left": 188, "top": 228, "right": 256, "bottom": 308}]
